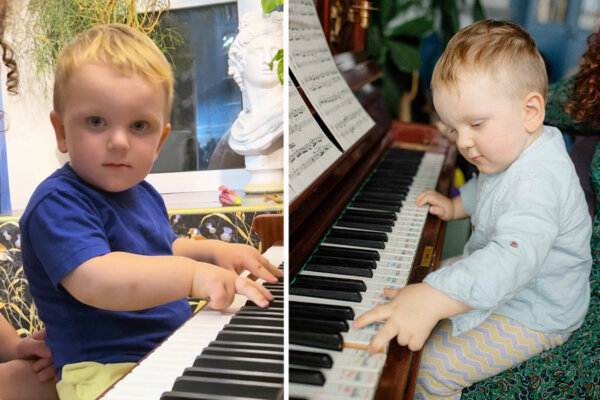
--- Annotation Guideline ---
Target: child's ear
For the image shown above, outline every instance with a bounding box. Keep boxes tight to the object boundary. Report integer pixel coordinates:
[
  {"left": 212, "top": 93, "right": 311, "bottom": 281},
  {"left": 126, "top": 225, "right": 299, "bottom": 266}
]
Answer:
[
  {"left": 50, "top": 110, "right": 68, "bottom": 153},
  {"left": 523, "top": 91, "right": 545, "bottom": 133},
  {"left": 155, "top": 123, "right": 171, "bottom": 158}
]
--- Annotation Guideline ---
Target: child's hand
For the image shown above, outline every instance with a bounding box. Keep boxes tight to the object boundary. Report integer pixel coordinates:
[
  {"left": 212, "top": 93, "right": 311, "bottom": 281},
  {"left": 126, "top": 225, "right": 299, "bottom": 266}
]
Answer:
[
  {"left": 14, "top": 329, "right": 57, "bottom": 382},
  {"left": 415, "top": 189, "right": 454, "bottom": 220},
  {"left": 192, "top": 263, "right": 274, "bottom": 310},
  {"left": 353, "top": 283, "right": 447, "bottom": 353},
  {"left": 210, "top": 242, "right": 283, "bottom": 284}
]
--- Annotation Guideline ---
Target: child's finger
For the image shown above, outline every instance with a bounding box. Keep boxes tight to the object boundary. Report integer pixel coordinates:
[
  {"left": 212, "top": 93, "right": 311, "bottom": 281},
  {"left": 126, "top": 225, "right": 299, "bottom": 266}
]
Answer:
[
  {"left": 245, "top": 261, "right": 280, "bottom": 283},
  {"left": 383, "top": 287, "right": 399, "bottom": 299},
  {"left": 208, "top": 282, "right": 235, "bottom": 310},
  {"left": 353, "top": 304, "right": 391, "bottom": 329},
  {"left": 235, "top": 278, "right": 270, "bottom": 307},
  {"left": 368, "top": 322, "right": 398, "bottom": 354}
]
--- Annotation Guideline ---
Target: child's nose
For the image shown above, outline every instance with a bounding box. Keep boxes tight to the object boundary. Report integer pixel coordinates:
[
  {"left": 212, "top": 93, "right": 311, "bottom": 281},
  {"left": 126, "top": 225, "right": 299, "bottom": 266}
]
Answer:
[
  {"left": 107, "top": 129, "right": 130, "bottom": 151},
  {"left": 456, "top": 131, "right": 475, "bottom": 149}
]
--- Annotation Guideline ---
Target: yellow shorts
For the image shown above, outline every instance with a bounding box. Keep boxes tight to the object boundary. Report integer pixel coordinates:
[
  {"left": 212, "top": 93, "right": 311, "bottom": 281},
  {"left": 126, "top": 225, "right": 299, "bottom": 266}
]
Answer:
[{"left": 56, "top": 361, "right": 135, "bottom": 400}]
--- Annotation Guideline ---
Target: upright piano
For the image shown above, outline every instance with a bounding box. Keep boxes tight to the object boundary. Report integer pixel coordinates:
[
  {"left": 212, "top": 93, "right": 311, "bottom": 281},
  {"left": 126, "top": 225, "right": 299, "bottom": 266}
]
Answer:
[{"left": 288, "top": 50, "right": 457, "bottom": 399}]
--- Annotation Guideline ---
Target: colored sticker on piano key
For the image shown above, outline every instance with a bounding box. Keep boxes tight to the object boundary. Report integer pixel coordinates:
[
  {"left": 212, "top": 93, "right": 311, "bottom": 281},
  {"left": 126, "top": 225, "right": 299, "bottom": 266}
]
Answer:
[
  {"left": 289, "top": 383, "right": 375, "bottom": 400},
  {"left": 369, "top": 275, "right": 409, "bottom": 286},
  {"left": 375, "top": 264, "right": 412, "bottom": 274},
  {"left": 385, "top": 241, "right": 418, "bottom": 251},
  {"left": 379, "top": 248, "right": 414, "bottom": 258},
  {"left": 325, "top": 368, "right": 381, "bottom": 387},
  {"left": 377, "top": 258, "right": 413, "bottom": 267}
]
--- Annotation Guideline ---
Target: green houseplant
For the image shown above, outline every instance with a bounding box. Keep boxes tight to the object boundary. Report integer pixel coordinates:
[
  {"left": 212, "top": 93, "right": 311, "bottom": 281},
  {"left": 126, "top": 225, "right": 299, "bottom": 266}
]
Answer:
[
  {"left": 24, "top": 0, "right": 182, "bottom": 80},
  {"left": 367, "top": 0, "right": 484, "bottom": 120}
]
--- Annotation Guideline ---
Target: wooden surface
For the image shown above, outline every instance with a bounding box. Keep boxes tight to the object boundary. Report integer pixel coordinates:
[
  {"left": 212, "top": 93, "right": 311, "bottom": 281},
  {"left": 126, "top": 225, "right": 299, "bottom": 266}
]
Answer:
[{"left": 251, "top": 213, "right": 284, "bottom": 253}]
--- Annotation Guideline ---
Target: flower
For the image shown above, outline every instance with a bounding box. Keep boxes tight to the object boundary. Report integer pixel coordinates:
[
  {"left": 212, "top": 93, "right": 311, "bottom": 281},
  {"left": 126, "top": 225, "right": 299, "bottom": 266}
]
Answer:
[
  {"left": 219, "top": 185, "right": 242, "bottom": 206},
  {"left": 206, "top": 222, "right": 217, "bottom": 234},
  {"left": 221, "top": 227, "right": 233, "bottom": 242}
]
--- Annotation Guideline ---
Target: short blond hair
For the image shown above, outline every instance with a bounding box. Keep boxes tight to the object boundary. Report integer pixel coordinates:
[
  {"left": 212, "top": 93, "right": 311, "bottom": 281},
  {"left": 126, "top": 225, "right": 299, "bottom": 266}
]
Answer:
[
  {"left": 431, "top": 20, "right": 547, "bottom": 102},
  {"left": 53, "top": 23, "right": 173, "bottom": 120}
]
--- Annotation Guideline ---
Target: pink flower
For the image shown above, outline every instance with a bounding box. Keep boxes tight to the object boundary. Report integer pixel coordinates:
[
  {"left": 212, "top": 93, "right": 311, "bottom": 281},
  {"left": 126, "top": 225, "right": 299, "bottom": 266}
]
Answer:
[{"left": 218, "top": 185, "right": 242, "bottom": 206}]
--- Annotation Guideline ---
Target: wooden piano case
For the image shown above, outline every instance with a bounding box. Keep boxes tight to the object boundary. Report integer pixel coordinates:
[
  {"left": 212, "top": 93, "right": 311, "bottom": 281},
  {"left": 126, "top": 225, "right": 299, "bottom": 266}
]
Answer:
[{"left": 289, "top": 50, "right": 458, "bottom": 399}]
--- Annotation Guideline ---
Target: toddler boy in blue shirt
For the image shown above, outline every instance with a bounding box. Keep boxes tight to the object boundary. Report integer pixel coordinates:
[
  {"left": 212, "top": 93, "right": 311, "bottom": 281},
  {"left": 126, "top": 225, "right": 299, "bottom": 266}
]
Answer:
[
  {"left": 355, "top": 20, "right": 591, "bottom": 399},
  {"left": 19, "top": 23, "right": 282, "bottom": 400}
]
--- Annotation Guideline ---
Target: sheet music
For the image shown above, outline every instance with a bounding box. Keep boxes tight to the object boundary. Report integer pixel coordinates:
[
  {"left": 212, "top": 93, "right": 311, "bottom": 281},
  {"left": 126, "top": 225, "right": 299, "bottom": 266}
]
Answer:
[
  {"left": 289, "top": 0, "right": 375, "bottom": 150},
  {"left": 289, "top": 82, "right": 342, "bottom": 199}
]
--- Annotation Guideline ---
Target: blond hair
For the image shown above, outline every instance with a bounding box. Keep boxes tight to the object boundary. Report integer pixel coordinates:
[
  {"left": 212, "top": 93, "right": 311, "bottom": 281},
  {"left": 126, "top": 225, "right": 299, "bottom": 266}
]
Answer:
[
  {"left": 431, "top": 20, "right": 547, "bottom": 102},
  {"left": 53, "top": 23, "right": 173, "bottom": 120}
]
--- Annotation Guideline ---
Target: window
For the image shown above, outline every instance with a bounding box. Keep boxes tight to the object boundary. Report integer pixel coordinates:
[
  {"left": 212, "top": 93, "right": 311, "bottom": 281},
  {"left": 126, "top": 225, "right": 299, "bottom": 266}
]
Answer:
[{"left": 146, "top": 0, "right": 252, "bottom": 195}]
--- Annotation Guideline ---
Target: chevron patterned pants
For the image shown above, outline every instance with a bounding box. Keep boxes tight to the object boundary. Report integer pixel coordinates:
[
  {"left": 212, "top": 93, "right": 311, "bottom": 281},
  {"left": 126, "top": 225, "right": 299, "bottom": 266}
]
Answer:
[{"left": 414, "top": 314, "right": 571, "bottom": 399}]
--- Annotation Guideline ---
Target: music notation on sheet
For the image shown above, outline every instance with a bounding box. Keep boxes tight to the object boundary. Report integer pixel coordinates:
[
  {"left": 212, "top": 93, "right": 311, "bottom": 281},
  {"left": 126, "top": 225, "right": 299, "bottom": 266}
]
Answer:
[
  {"left": 289, "top": 81, "right": 342, "bottom": 199},
  {"left": 289, "top": 0, "right": 375, "bottom": 150}
]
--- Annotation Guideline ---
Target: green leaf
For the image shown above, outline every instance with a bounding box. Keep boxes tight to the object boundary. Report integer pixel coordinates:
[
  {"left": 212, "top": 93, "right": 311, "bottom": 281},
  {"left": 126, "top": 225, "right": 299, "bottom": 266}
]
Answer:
[
  {"left": 262, "top": 0, "right": 283, "bottom": 14},
  {"left": 277, "top": 56, "right": 284, "bottom": 84},
  {"left": 268, "top": 49, "right": 284, "bottom": 85},
  {"left": 472, "top": 0, "right": 486, "bottom": 21},
  {"left": 366, "top": 24, "right": 383, "bottom": 60},
  {"left": 386, "top": 39, "right": 422, "bottom": 73},
  {"left": 437, "top": 0, "right": 460, "bottom": 44},
  {"left": 380, "top": 0, "right": 396, "bottom": 25},
  {"left": 385, "top": 14, "right": 434, "bottom": 38}
]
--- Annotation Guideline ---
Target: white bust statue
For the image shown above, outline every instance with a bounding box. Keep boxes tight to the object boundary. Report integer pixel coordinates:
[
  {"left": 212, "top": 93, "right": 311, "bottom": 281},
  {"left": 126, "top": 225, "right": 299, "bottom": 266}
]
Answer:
[{"left": 228, "top": 11, "right": 283, "bottom": 193}]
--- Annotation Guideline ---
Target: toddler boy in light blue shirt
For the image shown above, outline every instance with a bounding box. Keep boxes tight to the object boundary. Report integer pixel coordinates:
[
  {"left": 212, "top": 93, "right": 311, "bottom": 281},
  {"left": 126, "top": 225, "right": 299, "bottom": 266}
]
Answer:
[{"left": 354, "top": 20, "right": 591, "bottom": 399}]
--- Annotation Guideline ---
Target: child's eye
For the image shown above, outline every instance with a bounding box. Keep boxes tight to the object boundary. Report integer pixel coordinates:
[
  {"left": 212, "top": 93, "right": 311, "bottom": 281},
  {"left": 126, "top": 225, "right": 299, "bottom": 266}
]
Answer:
[
  {"left": 131, "top": 121, "right": 148, "bottom": 131},
  {"left": 87, "top": 116, "right": 105, "bottom": 127},
  {"left": 471, "top": 122, "right": 483, "bottom": 128}
]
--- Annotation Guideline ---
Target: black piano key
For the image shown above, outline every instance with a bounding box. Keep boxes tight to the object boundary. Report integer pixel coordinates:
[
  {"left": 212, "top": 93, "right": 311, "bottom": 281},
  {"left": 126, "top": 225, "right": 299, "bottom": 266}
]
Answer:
[
  {"left": 354, "top": 194, "right": 404, "bottom": 207},
  {"left": 290, "top": 315, "right": 349, "bottom": 333},
  {"left": 201, "top": 348, "right": 283, "bottom": 361},
  {"left": 289, "top": 286, "right": 362, "bottom": 302},
  {"left": 289, "top": 301, "right": 355, "bottom": 320},
  {"left": 343, "top": 208, "right": 397, "bottom": 221},
  {"left": 229, "top": 316, "right": 283, "bottom": 327},
  {"left": 309, "top": 255, "right": 377, "bottom": 269},
  {"left": 193, "top": 355, "right": 283, "bottom": 374},
  {"left": 355, "top": 190, "right": 406, "bottom": 201},
  {"left": 168, "top": 376, "right": 283, "bottom": 399},
  {"left": 358, "top": 185, "right": 407, "bottom": 194},
  {"left": 161, "top": 391, "right": 255, "bottom": 400},
  {"left": 243, "top": 300, "right": 284, "bottom": 309},
  {"left": 207, "top": 341, "right": 283, "bottom": 353},
  {"left": 289, "top": 368, "right": 325, "bottom": 386},
  {"left": 293, "top": 274, "right": 366, "bottom": 292},
  {"left": 305, "top": 262, "right": 374, "bottom": 278},
  {"left": 289, "top": 349, "right": 333, "bottom": 369},
  {"left": 323, "top": 236, "right": 385, "bottom": 249},
  {"left": 290, "top": 330, "right": 343, "bottom": 351},
  {"left": 334, "top": 219, "right": 393, "bottom": 232},
  {"left": 349, "top": 201, "right": 400, "bottom": 212},
  {"left": 221, "top": 324, "right": 283, "bottom": 334},
  {"left": 329, "top": 227, "right": 388, "bottom": 242},
  {"left": 315, "top": 245, "right": 380, "bottom": 261},
  {"left": 235, "top": 310, "right": 283, "bottom": 318},
  {"left": 182, "top": 367, "right": 283, "bottom": 383},
  {"left": 215, "top": 331, "right": 283, "bottom": 345}
]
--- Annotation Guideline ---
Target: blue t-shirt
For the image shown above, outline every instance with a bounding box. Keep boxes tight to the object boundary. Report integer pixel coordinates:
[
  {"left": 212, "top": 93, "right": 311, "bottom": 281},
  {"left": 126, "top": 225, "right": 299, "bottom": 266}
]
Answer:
[{"left": 19, "top": 163, "right": 191, "bottom": 371}]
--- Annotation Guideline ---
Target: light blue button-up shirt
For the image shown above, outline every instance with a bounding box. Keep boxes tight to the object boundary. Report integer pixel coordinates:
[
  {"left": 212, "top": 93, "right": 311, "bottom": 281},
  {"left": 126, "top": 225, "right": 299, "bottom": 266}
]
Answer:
[{"left": 424, "top": 125, "right": 592, "bottom": 336}]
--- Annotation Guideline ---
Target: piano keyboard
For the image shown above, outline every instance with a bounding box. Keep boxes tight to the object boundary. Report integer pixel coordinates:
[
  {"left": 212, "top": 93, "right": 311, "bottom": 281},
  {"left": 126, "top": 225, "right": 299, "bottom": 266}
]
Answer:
[
  {"left": 100, "top": 246, "right": 284, "bottom": 400},
  {"left": 289, "top": 148, "right": 445, "bottom": 399}
]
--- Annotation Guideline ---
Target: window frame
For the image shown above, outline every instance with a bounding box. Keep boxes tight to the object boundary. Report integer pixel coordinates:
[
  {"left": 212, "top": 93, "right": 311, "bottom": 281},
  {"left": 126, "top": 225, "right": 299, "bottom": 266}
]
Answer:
[{"left": 147, "top": 0, "right": 251, "bottom": 195}]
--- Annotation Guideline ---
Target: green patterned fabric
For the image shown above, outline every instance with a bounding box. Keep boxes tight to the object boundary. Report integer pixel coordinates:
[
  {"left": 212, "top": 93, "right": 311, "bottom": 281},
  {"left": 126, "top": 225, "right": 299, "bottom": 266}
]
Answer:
[
  {"left": 461, "top": 140, "right": 600, "bottom": 399},
  {"left": 545, "top": 77, "right": 600, "bottom": 137}
]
